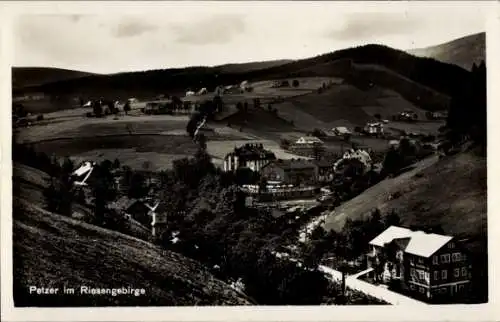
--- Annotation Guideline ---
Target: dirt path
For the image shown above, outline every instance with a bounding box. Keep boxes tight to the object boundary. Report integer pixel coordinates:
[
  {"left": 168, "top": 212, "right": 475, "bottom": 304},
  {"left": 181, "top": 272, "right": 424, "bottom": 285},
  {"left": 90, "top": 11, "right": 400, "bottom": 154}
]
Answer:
[{"left": 319, "top": 265, "right": 427, "bottom": 305}]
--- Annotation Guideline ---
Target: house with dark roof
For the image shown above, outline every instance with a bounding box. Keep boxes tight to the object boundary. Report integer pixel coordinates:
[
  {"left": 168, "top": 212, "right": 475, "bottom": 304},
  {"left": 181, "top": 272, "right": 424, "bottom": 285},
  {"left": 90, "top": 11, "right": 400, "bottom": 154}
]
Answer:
[
  {"left": 367, "top": 226, "right": 472, "bottom": 303},
  {"left": 223, "top": 143, "right": 276, "bottom": 173},
  {"left": 260, "top": 159, "right": 319, "bottom": 185},
  {"left": 110, "top": 197, "right": 168, "bottom": 236}
]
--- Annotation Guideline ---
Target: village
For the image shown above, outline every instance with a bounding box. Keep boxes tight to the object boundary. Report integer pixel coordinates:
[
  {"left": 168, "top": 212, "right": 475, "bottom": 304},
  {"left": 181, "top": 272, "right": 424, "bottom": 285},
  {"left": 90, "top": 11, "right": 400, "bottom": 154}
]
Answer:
[
  {"left": 12, "top": 72, "right": 469, "bottom": 305},
  {"left": 62, "top": 103, "right": 472, "bottom": 305}
]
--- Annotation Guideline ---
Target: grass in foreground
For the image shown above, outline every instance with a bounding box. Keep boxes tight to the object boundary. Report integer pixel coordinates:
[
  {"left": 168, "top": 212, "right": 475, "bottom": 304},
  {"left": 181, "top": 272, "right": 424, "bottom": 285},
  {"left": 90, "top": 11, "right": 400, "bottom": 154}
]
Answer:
[{"left": 13, "top": 198, "right": 252, "bottom": 306}]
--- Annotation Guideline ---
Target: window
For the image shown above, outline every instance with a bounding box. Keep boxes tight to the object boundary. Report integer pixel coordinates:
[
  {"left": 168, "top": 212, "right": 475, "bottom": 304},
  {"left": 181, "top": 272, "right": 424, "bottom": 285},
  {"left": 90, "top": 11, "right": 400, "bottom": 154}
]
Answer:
[
  {"left": 454, "top": 268, "right": 460, "bottom": 277},
  {"left": 410, "top": 268, "right": 416, "bottom": 276},
  {"left": 462, "top": 267, "right": 467, "bottom": 277},
  {"left": 441, "top": 287, "right": 447, "bottom": 294},
  {"left": 434, "top": 271, "right": 439, "bottom": 280},
  {"left": 442, "top": 254, "right": 451, "bottom": 263},
  {"left": 440, "top": 254, "right": 447, "bottom": 262},
  {"left": 425, "top": 272, "right": 430, "bottom": 282},
  {"left": 419, "top": 271, "right": 424, "bottom": 280},
  {"left": 419, "top": 287, "right": 425, "bottom": 294},
  {"left": 448, "top": 242, "right": 455, "bottom": 249},
  {"left": 410, "top": 284, "right": 416, "bottom": 290},
  {"left": 433, "top": 256, "right": 439, "bottom": 265},
  {"left": 418, "top": 257, "right": 424, "bottom": 264},
  {"left": 452, "top": 252, "right": 461, "bottom": 262},
  {"left": 441, "top": 270, "right": 447, "bottom": 280},
  {"left": 459, "top": 285, "right": 465, "bottom": 292}
]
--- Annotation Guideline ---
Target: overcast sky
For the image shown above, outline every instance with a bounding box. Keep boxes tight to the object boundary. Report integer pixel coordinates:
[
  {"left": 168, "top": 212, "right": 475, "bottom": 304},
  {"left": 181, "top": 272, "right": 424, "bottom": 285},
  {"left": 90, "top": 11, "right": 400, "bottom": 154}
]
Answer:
[{"left": 12, "top": 2, "right": 489, "bottom": 74}]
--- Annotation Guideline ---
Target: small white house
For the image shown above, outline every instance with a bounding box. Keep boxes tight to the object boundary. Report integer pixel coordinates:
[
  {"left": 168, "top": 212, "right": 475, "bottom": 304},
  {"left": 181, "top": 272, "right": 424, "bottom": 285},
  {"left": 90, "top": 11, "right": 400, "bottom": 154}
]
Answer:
[
  {"left": 295, "top": 136, "right": 324, "bottom": 145},
  {"left": 331, "top": 126, "right": 352, "bottom": 136},
  {"left": 364, "top": 122, "right": 384, "bottom": 135}
]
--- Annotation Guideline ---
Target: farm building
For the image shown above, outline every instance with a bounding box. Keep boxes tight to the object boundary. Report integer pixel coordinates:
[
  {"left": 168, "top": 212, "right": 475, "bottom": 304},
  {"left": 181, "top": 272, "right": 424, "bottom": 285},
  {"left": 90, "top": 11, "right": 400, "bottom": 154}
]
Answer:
[
  {"left": 295, "top": 136, "right": 324, "bottom": 145},
  {"left": 331, "top": 126, "right": 352, "bottom": 136},
  {"left": 366, "top": 226, "right": 472, "bottom": 303},
  {"left": 110, "top": 197, "right": 168, "bottom": 237},
  {"left": 223, "top": 143, "right": 276, "bottom": 173},
  {"left": 260, "top": 159, "right": 319, "bottom": 185},
  {"left": 394, "top": 111, "right": 418, "bottom": 121},
  {"left": 364, "top": 122, "right": 384, "bottom": 135}
]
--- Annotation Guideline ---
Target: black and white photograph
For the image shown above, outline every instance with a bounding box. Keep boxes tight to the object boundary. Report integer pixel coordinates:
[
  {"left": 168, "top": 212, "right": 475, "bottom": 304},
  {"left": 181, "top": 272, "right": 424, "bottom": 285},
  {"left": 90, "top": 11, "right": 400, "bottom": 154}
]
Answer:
[{"left": 4, "top": 0, "right": 492, "bottom": 315}]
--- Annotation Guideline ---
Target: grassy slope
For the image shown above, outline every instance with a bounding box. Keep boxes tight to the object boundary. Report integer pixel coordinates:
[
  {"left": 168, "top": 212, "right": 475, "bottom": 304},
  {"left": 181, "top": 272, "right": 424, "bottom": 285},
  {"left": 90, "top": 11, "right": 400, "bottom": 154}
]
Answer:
[
  {"left": 12, "top": 164, "right": 252, "bottom": 306},
  {"left": 409, "top": 32, "right": 485, "bottom": 71},
  {"left": 322, "top": 151, "right": 487, "bottom": 249}
]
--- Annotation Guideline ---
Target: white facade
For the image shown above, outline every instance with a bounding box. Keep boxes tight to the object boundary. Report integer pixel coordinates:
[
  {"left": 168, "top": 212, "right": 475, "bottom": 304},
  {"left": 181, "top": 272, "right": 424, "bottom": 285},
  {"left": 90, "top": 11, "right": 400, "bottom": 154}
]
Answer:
[
  {"left": 364, "top": 122, "right": 384, "bottom": 135},
  {"left": 223, "top": 155, "right": 270, "bottom": 172}
]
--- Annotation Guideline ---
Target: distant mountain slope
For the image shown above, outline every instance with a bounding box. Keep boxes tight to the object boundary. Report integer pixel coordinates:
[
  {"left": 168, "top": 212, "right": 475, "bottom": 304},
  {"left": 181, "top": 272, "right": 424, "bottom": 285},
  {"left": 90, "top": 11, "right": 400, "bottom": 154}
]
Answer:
[
  {"left": 13, "top": 44, "right": 471, "bottom": 106},
  {"left": 409, "top": 32, "right": 485, "bottom": 71},
  {"left": 12, "top": 67, "right": 97, "bottom": 89},
  {"left": 213, "top": 59, "right": 293, "bottom": 74}
]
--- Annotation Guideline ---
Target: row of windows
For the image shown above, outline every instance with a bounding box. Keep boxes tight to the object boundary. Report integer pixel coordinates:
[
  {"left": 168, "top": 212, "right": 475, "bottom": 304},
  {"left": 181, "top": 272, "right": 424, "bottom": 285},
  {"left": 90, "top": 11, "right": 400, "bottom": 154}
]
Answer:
[
  {"left": 432, "top": 252, "right": 467, "bottom": 265},
  {"left": 435, "top": 284, "right": 466, "bottom": 295},
  {"left": 409, "top": 284, "right": 428, "bottom": 295},
  {"left": 410, "top": 283, "right": 466, "bottom": 295},
  {"left": 433, "top": 267, "right": 468, "bottom": 281},
  {"left": 410, "top": 268, "right": 429, "bottom": 282}
]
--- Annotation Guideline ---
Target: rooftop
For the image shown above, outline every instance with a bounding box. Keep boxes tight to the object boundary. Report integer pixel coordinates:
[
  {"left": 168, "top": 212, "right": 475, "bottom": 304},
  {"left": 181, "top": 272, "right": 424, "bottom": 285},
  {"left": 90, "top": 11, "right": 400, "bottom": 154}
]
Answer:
[{"left": 369, "top": 226, "right": 453, "bottom": 258}]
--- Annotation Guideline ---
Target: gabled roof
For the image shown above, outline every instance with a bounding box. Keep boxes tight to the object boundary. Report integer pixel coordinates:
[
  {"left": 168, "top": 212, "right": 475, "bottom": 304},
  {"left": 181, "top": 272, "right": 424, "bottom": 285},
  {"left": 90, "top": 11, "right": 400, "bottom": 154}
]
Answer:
[
  {"left": 72, "top": 161, "right": 95, "bottom": 186},
  {"left": 369, "top": 226, "right": 453, "bottom": 258}
]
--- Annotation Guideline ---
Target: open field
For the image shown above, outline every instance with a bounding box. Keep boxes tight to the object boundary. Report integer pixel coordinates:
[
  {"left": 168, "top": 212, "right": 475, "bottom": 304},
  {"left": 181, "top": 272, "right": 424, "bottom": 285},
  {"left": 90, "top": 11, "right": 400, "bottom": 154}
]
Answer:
[
  {"left": 15, "top": 114, "right": 190, "bottom": 143},
  {"left": 269, "top": 84, "right": 443, "bottom": 136}
]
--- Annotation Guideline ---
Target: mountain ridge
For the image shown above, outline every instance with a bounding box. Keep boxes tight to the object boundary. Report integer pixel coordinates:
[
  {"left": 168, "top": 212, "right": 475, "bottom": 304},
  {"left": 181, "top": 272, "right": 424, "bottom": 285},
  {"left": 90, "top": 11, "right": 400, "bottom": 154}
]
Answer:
[{"left": 408, "top": 32, "right": 485, "bottom": 71}]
